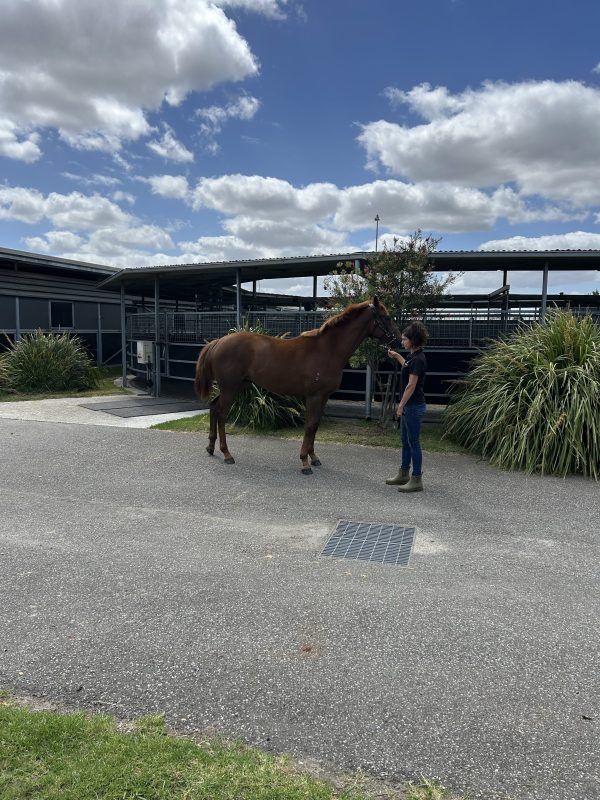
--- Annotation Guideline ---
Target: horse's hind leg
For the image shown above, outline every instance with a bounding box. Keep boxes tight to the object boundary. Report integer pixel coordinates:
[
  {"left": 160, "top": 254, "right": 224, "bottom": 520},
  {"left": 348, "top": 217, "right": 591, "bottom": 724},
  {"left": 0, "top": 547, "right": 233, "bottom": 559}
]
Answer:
[
  {"left": 206, "top": 397, "right": 218, "bottom": 455},
  {"left": 216, "top": 389, "right": 236, "bottom": 464}
]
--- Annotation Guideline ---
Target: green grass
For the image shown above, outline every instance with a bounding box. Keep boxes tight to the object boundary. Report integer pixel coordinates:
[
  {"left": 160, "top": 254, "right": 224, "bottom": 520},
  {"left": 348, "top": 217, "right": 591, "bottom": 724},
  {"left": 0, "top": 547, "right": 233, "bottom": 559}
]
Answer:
[
  {"left": 0, "top": 701, "right": 466, "bottom": 800},
  {"left": 0, "top": 366, "right": 129, "bottom": 403},
  {"left": 152, "top": 414, "right": 464, "bottom": 454}
]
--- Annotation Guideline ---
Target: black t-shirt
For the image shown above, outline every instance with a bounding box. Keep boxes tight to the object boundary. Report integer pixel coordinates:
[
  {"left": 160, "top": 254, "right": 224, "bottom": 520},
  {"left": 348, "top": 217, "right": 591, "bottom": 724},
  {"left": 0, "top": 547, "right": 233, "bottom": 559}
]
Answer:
[{"left": 400, "top": 349, "right": 427, "bottom": 405}]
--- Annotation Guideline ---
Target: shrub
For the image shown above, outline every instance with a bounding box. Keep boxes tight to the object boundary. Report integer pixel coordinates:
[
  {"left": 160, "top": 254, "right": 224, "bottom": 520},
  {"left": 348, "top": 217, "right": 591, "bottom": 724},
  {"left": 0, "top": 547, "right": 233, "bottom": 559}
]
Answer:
[
  {"left": 444, "top": 310, "right": 600, "bottom": 478},
  {"left": 212, "top": 320, "right": 305, "bottom": 430},
  {"left": 5, "top": 330, "right": 100, "bottom": 393},
  {"left": 0, "top": 352, "right": 12, "bottom": 393}
]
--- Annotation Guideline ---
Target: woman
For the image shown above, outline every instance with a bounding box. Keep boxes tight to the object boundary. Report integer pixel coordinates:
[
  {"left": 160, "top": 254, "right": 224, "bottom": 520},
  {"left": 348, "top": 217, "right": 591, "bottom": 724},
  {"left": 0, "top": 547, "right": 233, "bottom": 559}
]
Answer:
[{"left": 385, "top": 321, "right": 428, "bottom": 493}]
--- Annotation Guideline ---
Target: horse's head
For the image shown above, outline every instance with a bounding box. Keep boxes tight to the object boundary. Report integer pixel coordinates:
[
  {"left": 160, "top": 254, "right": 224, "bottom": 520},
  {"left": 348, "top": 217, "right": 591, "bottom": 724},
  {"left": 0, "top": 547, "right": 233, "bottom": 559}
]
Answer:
[{"left": 368, "top": 296, "right": 401, "bottom": 347}]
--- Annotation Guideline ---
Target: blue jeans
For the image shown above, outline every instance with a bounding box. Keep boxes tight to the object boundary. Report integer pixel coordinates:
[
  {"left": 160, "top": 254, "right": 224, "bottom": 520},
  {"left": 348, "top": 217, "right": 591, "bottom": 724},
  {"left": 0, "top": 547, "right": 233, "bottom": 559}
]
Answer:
[{"left": 400, "top": 403, "right": 427, "bottom": 477}]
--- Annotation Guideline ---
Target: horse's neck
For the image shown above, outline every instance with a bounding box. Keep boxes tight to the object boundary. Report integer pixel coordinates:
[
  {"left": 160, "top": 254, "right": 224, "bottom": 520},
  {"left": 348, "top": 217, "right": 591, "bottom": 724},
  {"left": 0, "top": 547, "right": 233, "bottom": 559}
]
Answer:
[{"left": 324, "top": 313, "right": 372, "bottom": 365}]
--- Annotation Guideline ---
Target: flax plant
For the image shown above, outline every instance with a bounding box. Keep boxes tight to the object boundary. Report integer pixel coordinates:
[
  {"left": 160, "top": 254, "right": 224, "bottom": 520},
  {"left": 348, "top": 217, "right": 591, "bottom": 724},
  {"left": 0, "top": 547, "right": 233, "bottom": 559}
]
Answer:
[
  {"left": 5, "top": 330, "right": 100, "bottom": 392},
  {"left": 445, "top": 310, "right": 600, "bottom": 478}
]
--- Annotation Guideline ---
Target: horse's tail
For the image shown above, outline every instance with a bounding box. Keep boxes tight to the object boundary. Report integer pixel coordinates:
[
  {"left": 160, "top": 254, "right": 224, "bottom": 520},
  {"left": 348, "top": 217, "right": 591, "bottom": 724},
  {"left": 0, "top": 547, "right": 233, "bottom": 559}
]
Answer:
[{"left": 195, "top": 339, "right": 218, "bottom": 400}]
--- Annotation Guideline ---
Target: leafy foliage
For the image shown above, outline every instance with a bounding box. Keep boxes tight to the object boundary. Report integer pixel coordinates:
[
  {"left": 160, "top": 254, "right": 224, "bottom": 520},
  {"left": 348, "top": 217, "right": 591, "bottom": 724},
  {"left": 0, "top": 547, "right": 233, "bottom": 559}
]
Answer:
[
  {"left": 324, "top": 231, "right": 455, "bottom": 367},
  {"left": 212, "top": 319, "right": 305, "bottom": 430},
  {"left": 4, "top": 330, "right": 100, "bottom": 393},
  {"left": 445, "top": 310, "right": 600, "bottom": 478}
]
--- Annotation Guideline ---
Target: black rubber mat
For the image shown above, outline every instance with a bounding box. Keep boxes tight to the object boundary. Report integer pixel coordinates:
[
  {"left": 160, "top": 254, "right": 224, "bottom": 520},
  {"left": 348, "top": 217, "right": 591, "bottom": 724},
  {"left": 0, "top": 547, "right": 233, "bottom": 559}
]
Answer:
[{"left": 80, "top": 398, "right": 205, "bottom": 417}]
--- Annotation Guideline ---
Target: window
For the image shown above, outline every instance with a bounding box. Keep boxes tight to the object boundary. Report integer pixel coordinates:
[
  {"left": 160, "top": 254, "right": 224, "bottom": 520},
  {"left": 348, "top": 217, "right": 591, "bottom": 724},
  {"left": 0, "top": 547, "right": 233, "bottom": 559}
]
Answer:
[{"left": 50, "top": 301, "right": 74, "bottom": 328}]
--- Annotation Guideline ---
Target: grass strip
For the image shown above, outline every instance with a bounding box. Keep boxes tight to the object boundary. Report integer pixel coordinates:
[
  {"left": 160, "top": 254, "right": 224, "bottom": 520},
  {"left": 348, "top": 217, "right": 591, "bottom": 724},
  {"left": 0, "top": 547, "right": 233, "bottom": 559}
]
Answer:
[
  {"left": 0, "top": 367, "right": 129, "bottom": 403},
  {"left": 0, "top": 701, "right": 463, "bottom": 800},
  {"left": 152, "top": 415, "right": 465, "bottom": 455}
]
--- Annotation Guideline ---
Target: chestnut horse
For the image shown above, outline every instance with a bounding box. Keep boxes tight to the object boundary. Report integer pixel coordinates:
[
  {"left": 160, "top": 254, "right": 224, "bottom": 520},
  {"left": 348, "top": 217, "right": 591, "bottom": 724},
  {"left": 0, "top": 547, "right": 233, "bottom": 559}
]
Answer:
[{"left": 194, "top": 297, "right": 400, "bottom": 474}]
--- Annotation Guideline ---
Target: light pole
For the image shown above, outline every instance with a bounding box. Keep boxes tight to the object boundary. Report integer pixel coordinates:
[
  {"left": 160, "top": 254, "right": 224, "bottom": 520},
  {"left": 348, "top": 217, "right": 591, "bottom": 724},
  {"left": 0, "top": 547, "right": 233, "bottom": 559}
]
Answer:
[{"left": 374, "top": 214, "right": 380, "bottom": 253}]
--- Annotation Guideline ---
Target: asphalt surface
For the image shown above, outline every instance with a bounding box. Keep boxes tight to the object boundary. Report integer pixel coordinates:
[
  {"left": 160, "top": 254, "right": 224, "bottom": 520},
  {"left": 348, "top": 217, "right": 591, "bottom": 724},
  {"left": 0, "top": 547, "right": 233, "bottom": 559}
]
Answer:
[{"left": 0, "top": 416, "right": 598, "bottom": 800}]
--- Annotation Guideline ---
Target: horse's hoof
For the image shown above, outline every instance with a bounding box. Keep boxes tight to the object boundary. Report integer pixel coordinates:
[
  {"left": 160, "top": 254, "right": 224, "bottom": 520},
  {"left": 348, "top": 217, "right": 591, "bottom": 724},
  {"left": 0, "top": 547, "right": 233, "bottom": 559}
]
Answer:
[
  {"left": 301, "top": 467, "right": 313, "bottom": 475},
  {"left": 310, "top": 459, "right": 322, "bottom": 467},
  {"left": 206, "top": 447, "right": 214, "bottom": 456},
  {"left": 224, "top": 457, "right": 235, "bottom": 465}
]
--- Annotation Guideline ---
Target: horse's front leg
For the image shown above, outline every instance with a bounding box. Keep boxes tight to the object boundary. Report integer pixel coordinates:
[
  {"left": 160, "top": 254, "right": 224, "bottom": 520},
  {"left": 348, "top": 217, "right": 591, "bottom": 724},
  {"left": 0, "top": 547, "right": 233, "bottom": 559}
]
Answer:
[
  {"left": 308, "top": 395, "right": 329, "bottom": 467},
  {"left": 300, "top": 395, "right": 326, "bottom": 475}
]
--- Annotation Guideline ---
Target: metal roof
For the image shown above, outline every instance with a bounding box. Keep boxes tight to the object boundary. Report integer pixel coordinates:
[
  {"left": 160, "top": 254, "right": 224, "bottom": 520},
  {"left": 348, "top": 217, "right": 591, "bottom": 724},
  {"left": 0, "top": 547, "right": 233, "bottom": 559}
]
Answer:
[
  {"left": 0, "top": 246, "right": 119, "bottom": 278},
  {"left": 96, "top": 249, "right": 600, "bottom": 299}
]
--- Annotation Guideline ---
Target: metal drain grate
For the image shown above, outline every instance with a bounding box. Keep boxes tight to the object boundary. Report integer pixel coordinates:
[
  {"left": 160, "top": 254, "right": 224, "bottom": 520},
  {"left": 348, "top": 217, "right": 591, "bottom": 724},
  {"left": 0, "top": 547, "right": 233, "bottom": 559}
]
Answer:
[{"left": 321, "top": 520, "right": 415, "bottom": 567}]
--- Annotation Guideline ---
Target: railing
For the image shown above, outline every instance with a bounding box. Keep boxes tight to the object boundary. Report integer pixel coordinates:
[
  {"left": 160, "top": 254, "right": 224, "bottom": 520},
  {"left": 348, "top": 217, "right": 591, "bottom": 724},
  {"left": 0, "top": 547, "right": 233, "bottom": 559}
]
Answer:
[{"left": 127, "top": 306, "right": 600, "bottom": 349}]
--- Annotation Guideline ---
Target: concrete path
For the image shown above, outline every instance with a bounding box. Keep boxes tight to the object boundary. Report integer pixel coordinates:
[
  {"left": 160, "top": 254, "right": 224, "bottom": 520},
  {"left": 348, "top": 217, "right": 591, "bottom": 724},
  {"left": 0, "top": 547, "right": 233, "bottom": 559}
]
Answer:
[
  {"left": 0, "top": 415, "right": 598, "bottom": 800},
  {"left": 0, "top": 393, "right": 205, "bottom": 428}
]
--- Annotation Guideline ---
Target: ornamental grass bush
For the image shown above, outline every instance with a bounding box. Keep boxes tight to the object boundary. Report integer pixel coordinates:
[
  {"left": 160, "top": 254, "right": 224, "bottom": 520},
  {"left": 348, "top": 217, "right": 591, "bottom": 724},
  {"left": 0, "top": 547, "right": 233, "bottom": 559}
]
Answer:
[
  {"left": 212, "top": 320, "right": 305, "bottom": 430},
  {"left": 0, "top": 353, "right": 11, "bottom": 393},
  {"left": 444, "top": 310, "right": 600, "bottom": 479},
  {"left": 5, "top": 330, "right": 100, "bottom": 393}
]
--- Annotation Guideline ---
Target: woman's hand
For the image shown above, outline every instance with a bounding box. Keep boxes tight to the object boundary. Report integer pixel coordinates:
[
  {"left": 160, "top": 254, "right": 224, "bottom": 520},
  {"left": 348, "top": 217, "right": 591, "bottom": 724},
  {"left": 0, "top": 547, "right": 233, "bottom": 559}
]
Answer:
[{"left": 396, "top": 403, "right": 405, "bottom": 418}]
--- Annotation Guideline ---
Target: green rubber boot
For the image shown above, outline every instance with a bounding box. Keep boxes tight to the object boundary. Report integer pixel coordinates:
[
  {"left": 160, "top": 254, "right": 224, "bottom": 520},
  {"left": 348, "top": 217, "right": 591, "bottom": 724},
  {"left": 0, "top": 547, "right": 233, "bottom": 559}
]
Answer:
[
  {"left": 397, "top": 475, "right": 423, "bottom": 493},
  {"left": 385, "top": 468, "right": 410, "bottom": 486}
]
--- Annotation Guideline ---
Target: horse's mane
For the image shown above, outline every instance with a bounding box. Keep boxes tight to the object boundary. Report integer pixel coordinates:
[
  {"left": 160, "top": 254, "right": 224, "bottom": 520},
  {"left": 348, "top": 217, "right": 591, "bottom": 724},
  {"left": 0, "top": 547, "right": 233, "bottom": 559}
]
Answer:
[{"left": 300, "top": 302, "right": 368, "bottom": 337}]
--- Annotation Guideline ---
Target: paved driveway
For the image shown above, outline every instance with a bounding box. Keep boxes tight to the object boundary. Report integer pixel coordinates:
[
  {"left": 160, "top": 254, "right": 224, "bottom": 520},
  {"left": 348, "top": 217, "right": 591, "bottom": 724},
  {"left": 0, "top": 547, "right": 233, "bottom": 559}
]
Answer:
[{"left": 0, "top": 416, "right": 598, "bottom": 800}]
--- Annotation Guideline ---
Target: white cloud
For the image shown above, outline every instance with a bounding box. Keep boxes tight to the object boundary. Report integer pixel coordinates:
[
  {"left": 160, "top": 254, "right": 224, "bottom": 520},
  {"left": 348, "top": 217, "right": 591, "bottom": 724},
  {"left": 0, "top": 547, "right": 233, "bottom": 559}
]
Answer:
[
  {"left": 62, "top": 172, "right": 122, "bottom": 188},
  {"left": 179, "top": 234, "right": 271, "bottom": 261},
  {"left": 43, "top": 192, "right": 132, "bottom": 231},
  {"left": 0, "top": 0, "right": 260, "bottom": 157},
  {"left": 192, "top": 174, "right": 339, "bottom": 222},
  {"left": 147, "top": 175, "right": 190, "bottom": 199},
  {"left": 479, "top": 231, "right": 600, "bottom": 251},
  {"left": 25, "top": 231, "right": 85, "bottom": 253},
  {"left": 214, "top": 0, "right": 289, "bottom": 19},
  {"left": 384, "top": 83, "right": 465, "bottom": 120},
  {"left": 147, "top": 126, "right": 194, "bottom": 162},
  {"left": 196, "top": 94, "right": 260, "bottom": 153},
  {"left": 223, "top": 216, "right": 348, "bottom": 250},
  {"left": 0, "top": 120, "right": 41, "bottom": 162},
  {"left": 189, "top": 173, "right": 581, "bottom": 239},
  {"left": 0, "top": 186, "right": 45, "bottom": 223},
  {"left": 112, "top": 191, "right": 136, "bottom": 205},
  {"left": 360, "top": 80, "right": 600, "bottom": 204}
]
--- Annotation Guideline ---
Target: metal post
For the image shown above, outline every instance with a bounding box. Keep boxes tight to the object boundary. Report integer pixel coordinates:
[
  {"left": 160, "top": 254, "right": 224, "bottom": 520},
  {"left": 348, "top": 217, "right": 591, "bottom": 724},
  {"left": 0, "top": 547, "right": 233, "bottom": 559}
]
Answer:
[
  {"left": 15, "top": 297, "right": 20, "bottom": 342},
  {"left": 355, "top": 258, "right": 372, "bottom": 418},
  {"left": 154, "top": 276, "right": 161, "bottom": 397},
  {"left": 540, "top": 262, "right": 549, "bottom": 321},
  {"left": 96, "top": 303, "right": 103, "bottom": 366},
  {"left": 120, "top": 283, "right": 127, "bottom": 388},
  {"left": 236, "top": 269, "right": 242, "bottom": 328}
]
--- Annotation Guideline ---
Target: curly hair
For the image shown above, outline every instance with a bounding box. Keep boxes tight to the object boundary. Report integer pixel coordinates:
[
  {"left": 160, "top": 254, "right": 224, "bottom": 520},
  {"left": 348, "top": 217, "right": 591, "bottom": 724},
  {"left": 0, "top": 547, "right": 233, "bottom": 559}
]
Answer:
[{"left": 402, "top": 321, "right": 428, "bottom": 348}]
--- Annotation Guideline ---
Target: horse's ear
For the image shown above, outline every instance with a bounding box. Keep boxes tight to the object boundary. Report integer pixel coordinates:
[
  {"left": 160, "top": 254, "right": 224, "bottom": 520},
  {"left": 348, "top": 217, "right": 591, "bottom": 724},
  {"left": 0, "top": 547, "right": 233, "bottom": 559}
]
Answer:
[{"left": 373, "top": 296, "right": 380, "bottom": 307}]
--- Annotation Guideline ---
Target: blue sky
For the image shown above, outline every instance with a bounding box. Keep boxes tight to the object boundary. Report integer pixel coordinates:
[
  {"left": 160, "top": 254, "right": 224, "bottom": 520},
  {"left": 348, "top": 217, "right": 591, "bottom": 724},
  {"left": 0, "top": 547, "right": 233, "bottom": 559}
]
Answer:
[{"left": 1, "top": 0, "right": 600, "bottom": 295}]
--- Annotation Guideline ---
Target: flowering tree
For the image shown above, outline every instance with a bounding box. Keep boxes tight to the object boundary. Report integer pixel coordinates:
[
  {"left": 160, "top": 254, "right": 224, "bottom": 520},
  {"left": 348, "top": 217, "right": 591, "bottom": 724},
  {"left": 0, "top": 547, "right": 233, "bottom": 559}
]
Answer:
[{"left": 324, "top": 231, "right": 456, "bottom": 368}]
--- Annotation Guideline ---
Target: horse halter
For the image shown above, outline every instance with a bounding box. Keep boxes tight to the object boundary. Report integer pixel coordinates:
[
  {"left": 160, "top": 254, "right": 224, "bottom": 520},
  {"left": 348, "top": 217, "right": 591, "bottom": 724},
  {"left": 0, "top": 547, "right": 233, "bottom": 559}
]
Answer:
[{"left": 368, "top": 303, "right": 398, "bottom": 347}]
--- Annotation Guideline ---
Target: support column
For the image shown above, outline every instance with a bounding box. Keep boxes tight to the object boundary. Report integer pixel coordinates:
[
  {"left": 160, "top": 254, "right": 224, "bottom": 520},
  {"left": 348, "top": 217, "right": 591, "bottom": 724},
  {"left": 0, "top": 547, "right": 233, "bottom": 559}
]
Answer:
[
  {"left": 15, "top": 297, "right": 21, "bottom": 342},
  {"left": 355, "top": 258, "right": 372, "bottom": 419},
  {"left": 540, "top": 262, "right": 549, "bottom": 321},
  {"left": 236, "top": 269, "right": 242, "bottom": 328},
  {"left": 154, "top": 277, "right": 161, "bottom": 397},
  {"left": 120, "top": 283, "right": 127, "bottom": 388},
  {"left": 96, "top": 303, "right": 103, "bottom": 366},
  {"left": 312, "top": 274, "right": 317, "bottom": 307}
]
